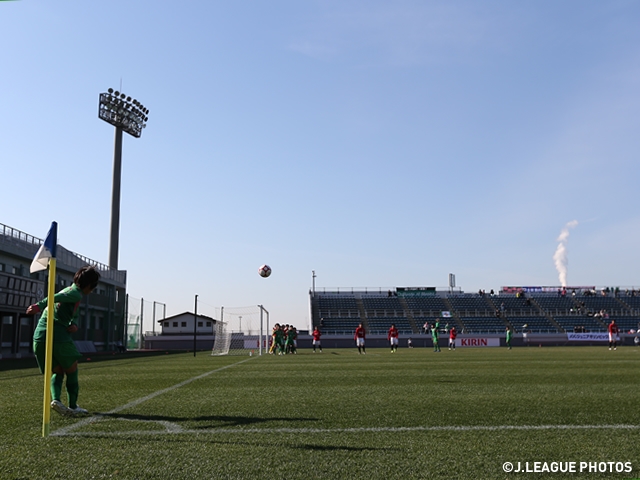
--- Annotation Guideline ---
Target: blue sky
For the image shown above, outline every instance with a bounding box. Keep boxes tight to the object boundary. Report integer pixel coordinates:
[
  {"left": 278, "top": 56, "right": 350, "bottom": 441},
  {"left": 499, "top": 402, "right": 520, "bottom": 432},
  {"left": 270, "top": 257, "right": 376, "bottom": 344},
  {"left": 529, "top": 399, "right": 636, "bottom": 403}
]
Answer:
[{"left": 2, "top": 1, "right": 639, "bottom": 331}]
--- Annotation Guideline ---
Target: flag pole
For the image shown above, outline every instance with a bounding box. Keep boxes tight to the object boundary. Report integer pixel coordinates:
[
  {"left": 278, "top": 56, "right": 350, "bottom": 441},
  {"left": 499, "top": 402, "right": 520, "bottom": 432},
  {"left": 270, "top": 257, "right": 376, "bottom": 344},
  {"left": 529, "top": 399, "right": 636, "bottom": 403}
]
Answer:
[
  {"left": 32, "top": 221, "right": 58, "bottom": 438},
  {"left": 42, "top": 256, "right": 56, "bottom": 437}
]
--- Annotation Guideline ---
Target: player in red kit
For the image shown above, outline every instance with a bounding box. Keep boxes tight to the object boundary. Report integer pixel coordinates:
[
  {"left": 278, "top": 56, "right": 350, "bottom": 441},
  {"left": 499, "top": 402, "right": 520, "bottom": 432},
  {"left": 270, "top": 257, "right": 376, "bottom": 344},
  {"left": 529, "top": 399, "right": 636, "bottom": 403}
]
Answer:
[
  {"left": 608, "top": 319, "right": 619, "bottom": 350},
  {"left": 387, "top": 324, "right": 399, "bottom": 353},
  {"left": 312, "top": 326, "right": 322, "bottom": 353},
  {"left": 354, "top": 323, "right": 366, "bottom": 354},
  {"left": 448, "top": 326, "right": 457, "bottom": 350}
]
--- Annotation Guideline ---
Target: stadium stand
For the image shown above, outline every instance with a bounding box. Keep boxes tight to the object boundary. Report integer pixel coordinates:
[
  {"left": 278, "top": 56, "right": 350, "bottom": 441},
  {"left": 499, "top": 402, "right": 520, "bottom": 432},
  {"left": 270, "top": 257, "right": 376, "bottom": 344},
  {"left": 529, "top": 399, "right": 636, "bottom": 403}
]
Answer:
[{"left": 310, "top": 288, "right": 640, "bottom": 335}]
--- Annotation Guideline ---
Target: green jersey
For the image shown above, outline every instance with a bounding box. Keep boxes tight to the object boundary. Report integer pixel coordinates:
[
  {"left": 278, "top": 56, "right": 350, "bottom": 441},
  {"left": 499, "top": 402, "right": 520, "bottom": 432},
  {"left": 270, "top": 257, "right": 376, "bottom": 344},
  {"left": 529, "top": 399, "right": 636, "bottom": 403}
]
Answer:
[
  {"left": 33, "top": 283, "right": 83, "bottom": 343},
  {"left": 431, "top": 322, "right": 440, "bottom": 339},
  {"left": 506, "top": 329, "right": 513, "bottom": 342},
  {"left": 274, "top": 329, "right": 285, "bottom": 345}
]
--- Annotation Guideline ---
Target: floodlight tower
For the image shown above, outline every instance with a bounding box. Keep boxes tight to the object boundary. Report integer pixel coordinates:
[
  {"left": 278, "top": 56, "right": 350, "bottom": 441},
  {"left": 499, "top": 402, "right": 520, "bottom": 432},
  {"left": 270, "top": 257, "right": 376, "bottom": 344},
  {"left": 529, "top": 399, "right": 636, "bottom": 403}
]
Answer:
[{"left": 98, "top": 88, "right": 149, "bottom": 269}]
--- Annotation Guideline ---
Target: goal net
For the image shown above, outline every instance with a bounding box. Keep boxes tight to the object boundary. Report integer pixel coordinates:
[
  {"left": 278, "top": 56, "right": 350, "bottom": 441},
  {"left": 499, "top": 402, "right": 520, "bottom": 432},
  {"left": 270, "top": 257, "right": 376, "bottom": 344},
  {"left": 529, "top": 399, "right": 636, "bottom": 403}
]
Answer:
[{"left": 211, "top": 305, "right": 268, "bottom": 356}]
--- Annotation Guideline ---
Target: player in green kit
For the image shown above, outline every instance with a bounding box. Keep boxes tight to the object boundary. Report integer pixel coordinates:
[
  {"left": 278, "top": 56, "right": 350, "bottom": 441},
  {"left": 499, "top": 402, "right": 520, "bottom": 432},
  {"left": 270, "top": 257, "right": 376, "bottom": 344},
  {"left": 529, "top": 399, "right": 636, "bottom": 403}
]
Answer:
[
  {"left": 432, "top": 321, "right": 441, "bottom": 352},
  {"left": 274, "top": 324, "right": 285, "bottom": 355},
  {"left": 286, "top": 326, "right": 297, "bottom": 354},
  {"left": 27, "top": 266, "right": 100, "bottom": 417},
  {"left": 506, "top": 326, "right": 513, "bottom": 350}
]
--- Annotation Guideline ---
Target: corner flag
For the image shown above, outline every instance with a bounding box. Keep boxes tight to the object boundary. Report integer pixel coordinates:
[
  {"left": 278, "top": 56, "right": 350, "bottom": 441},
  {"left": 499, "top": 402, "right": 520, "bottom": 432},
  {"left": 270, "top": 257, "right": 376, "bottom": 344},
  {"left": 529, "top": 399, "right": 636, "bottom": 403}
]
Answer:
[
  {"left": 32, "top": 222, "right": 58, "bottom": 437},
  {"left": 30, "top": 223, "right": 57, "bottom": 273}
]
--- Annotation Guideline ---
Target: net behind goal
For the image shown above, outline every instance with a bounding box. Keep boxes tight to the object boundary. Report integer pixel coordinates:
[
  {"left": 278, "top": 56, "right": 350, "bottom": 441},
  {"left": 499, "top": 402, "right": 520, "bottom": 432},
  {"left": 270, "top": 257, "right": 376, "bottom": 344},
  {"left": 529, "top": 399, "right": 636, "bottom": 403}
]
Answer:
[{"left": 211, "top": 305, "right": 268, "bottom": 356}]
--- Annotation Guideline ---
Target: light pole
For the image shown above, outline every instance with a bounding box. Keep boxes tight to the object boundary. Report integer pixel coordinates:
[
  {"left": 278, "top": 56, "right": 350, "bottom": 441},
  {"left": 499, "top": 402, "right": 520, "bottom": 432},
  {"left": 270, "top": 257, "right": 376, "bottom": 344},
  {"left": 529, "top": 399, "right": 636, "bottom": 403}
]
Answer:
[{"left": 98, "top": 88, "right": 149, "bottom": 269}]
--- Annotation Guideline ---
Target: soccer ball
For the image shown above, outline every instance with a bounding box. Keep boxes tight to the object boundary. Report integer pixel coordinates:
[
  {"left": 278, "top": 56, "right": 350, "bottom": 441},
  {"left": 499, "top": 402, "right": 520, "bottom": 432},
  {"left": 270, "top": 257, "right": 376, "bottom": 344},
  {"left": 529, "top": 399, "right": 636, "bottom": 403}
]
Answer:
[{"left": 258, "top": 264, "right": 272, "bottom": 278}]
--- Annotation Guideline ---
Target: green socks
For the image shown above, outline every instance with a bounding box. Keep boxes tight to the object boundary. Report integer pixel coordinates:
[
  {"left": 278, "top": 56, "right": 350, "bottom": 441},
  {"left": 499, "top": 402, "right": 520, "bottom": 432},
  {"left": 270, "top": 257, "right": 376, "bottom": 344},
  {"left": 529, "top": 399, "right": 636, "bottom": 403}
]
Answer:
[
  {"left": 51, "top": 370, "right": 80, "bottom": 408},
  {"left": 65, "top": 370, "right": 79, "bottom": 409},
  {"left": 50, "top": 373, "right": 64, "bottom": 401}
]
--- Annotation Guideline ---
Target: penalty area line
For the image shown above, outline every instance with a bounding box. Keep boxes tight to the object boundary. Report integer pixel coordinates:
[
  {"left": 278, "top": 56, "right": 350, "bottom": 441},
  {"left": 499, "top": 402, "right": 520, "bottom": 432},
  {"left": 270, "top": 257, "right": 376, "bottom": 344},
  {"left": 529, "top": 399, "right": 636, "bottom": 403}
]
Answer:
[
  {"left": 54, "top": 423, "right": 640, "bottom": 437},
  {"left": 51, "top": 356, "right": 255, "bottom": 437}
]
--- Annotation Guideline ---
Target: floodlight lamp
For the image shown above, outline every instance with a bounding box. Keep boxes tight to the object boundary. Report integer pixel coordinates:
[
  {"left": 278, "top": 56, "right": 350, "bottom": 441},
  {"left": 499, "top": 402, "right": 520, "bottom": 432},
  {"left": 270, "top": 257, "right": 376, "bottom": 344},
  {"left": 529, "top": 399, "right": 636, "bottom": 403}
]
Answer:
[
  {"left": 99, "top": 89, "right": 147, "bottom": 138},
  {"left": 108, "top": 88, "right": 114, "bottom": 94}
]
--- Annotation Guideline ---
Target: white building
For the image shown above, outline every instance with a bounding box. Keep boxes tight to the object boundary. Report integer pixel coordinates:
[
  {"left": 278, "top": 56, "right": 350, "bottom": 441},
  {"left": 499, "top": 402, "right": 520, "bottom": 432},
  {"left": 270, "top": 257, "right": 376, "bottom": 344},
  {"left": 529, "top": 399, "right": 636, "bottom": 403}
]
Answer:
[{"left": 159, "top": 312, "right": 216, "bottom": 335}]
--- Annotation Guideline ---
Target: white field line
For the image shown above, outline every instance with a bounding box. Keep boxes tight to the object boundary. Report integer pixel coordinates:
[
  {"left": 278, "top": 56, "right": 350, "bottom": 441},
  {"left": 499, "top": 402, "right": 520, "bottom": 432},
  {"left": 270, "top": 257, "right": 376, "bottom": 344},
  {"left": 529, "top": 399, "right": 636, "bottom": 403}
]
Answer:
[
  {"left": 51, "top": 357, "right": 255, "bottom": 437},
  {"left": 54, "top": 421, "right": 640, "bottom": 438}
]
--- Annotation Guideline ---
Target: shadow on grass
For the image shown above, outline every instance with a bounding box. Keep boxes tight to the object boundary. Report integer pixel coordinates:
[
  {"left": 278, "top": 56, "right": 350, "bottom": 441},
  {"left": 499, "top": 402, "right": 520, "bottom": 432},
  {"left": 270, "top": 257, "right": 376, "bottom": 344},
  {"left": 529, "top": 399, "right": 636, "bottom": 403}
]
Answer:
[{"left": 98, "top": 412, "right": 318, "bottom": 428}]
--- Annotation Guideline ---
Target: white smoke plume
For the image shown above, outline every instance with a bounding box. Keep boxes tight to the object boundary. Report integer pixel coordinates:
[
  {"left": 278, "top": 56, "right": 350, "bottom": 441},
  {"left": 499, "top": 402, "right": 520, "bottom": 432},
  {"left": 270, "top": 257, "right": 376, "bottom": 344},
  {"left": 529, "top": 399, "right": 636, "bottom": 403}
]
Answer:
[{"left": 553, "top": 220, "right": 578, "bottom": 287}]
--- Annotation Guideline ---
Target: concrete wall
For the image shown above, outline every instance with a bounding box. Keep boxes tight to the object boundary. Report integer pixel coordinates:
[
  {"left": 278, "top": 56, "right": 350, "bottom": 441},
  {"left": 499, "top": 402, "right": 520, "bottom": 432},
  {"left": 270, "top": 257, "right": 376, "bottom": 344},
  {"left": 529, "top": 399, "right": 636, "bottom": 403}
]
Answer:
[{"left": 140, "top": 333, "right": 639, "bottom": 351}]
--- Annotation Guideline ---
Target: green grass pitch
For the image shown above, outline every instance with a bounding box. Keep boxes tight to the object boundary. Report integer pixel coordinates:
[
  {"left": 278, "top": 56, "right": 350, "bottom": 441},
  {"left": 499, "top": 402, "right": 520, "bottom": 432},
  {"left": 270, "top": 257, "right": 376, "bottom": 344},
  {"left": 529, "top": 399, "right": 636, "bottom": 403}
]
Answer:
[{"left": 1, "top": 346, "right": 639, "bottom": 479}]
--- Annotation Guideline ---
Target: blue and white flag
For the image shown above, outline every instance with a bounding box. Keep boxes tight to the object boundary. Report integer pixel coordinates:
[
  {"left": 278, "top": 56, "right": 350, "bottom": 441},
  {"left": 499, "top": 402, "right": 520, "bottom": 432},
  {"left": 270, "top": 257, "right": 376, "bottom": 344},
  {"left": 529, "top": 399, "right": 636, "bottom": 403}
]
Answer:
[{"left": 30, "top": 222, "right": 58, "bottom": 273}]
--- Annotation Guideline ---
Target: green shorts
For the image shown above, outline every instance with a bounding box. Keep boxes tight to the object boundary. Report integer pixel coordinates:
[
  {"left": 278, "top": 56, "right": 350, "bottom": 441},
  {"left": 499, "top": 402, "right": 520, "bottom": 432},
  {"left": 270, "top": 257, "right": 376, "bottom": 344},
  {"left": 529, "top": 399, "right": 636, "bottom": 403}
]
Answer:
[{"left": 33, "top": 341, "right": 82, "bottom": 374}]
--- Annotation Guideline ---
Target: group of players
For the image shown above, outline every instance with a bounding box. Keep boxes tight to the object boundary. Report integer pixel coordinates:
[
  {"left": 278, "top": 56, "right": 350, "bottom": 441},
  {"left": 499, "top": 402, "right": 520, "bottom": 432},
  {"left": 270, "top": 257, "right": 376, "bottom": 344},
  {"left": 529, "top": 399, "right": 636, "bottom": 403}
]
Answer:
[
  {"left": 312, "top": 322, "right": 460, "bottom": 355},
  {"left": 276, "top": 318, "right": 623, "bottom": 355},
  {"left": 268, "top": 323, "right": 298, "bottom": 355},
  {"left": 357, "top": 321, "right": 458, "bottom": 353},
  {"left": 270, "top": 325, "right": 324, "bottom": 354}
]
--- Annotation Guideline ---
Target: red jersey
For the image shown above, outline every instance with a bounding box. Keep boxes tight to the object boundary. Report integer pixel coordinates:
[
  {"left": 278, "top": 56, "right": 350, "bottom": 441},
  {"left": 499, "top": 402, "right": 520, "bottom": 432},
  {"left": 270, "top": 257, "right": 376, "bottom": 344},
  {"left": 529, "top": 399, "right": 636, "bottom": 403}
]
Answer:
[
  {"left": 387, "top": 326, "right": 399, "bottom": 340},
  {"left": 354, "top": 326, "right": 366, "bottom": 340},
  {"left": 608, "top": 322, "right": 618, "bottom": 334},
  {"left": 312, "top": 329, "right": 321, "bottom": 341},
  {"left": 449, "top": 328, "right": 457, "bottom": 340}
]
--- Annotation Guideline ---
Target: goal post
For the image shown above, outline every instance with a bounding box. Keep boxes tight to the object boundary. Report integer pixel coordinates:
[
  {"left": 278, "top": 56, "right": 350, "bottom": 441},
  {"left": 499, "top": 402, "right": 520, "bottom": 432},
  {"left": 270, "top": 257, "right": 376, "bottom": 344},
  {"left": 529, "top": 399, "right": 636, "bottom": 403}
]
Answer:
[{"left": 211, "top": 305, "right": 269, "bottom": 356}]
